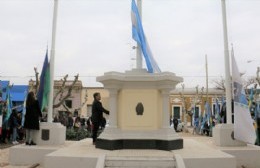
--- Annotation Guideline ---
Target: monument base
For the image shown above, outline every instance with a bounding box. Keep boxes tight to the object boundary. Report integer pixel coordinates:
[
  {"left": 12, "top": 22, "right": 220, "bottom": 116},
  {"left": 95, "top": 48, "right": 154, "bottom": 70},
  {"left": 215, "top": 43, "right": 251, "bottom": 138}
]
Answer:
[
  {"left": 96, "top": 127, "right": 183, "bottom": 151},
  {"left": 33, "top": 122, "right": 66, "bottom": 145},
  {"left": 212, "top": 124, "right": 246, "bottom": 146}
]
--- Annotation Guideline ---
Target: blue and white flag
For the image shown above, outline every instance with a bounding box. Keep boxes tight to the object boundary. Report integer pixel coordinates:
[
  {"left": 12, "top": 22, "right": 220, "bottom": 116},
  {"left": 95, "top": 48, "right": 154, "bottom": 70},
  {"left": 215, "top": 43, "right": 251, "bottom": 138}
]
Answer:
[
  {"left": 232, "top": 54, "right": 256, "bottom": 144},
  {"left": 215, "top": 98, "right": 221, "bottom": 123},
  {"left": 205, "top": 102, "right": 212, "bottom": 126},
  {"left": 131, "top": 0, "right": 161, "bottom": 73},
  {"left": 4, "top": 86, "right": 12, "bottom": 124}
]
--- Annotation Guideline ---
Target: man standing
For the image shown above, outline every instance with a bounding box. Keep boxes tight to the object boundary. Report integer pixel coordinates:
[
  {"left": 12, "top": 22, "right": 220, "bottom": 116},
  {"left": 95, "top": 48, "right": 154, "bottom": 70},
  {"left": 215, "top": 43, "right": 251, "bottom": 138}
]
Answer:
[{"left": 91, "top": 92, "right": 109, "bottom": 145}]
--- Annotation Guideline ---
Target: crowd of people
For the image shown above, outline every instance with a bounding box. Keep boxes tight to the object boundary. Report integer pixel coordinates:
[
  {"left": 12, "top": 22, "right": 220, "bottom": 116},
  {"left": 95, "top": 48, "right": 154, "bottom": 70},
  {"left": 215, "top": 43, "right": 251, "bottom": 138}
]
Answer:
[{"left": 0, "top": 92, "right": 109, "bottom": 146}]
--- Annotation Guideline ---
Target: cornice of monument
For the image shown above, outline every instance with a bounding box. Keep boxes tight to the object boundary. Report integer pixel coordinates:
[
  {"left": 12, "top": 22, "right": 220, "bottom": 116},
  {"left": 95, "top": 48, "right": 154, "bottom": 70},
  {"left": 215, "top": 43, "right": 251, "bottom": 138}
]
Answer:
[{"left": 96, "top": 69, "right": 183, "bottom": 90}]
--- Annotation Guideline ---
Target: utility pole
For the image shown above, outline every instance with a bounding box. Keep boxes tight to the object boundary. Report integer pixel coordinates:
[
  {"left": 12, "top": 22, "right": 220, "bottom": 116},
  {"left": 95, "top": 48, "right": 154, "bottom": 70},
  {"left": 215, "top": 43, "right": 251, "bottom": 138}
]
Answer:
[{"left": 205, "top": 54, "right": 209, "bottom": 102}]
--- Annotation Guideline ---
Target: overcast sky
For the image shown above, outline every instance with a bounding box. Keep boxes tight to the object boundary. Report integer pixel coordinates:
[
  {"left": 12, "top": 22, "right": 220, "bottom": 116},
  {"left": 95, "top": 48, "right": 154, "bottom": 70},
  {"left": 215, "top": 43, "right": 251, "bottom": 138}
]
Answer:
[{"left": 0, "top": 0, "right": 260, "bottom": 88}]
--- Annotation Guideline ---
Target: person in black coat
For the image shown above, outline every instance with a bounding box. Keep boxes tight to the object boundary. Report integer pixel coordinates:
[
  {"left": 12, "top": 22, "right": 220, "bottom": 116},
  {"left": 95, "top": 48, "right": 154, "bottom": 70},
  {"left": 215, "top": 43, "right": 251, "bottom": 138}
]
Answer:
[
  {"left": 91, "top": 92, "right": 109, "bottom": 144},
  {"left": 24, "top": 91, "right": 42, "bottom": 145}
]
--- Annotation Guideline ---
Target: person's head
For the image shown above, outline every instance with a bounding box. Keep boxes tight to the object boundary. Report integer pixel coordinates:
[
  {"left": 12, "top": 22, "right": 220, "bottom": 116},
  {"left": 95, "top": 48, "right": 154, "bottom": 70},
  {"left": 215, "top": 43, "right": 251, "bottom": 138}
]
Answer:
[
  {"left": 26, "top": 91, "right": 36, "bottom": 106},
  {"left": 93, "top": 92, "right": 101, "bottom": 101}
]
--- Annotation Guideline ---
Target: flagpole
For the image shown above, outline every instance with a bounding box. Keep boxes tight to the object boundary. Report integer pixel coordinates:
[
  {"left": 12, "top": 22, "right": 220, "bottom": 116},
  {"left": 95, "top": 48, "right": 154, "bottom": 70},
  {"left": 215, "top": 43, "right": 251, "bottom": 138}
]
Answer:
[
  {"left": 48, "top": 0, "right": 59, "bottom": 123},
  {"left": 205, "top": 54, "right": 209, "bottom": 102},
  {"left": 136, "top": 0, "right": 142, "bottom": 69},
  {"left": 221, "top": 0, "right": 232, "bottom": 124}
]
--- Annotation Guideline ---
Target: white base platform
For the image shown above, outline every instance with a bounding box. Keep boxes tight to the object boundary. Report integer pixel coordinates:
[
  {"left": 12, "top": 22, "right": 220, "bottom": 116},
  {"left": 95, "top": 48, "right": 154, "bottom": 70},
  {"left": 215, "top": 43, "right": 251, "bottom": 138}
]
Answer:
[
  {"left": 213, "top": 124, "right": 246, "bottom": 146},
  {"left": 8, "top": 136, "right": 260, "bottom": 168},
  {"left": 34, "top": 122, "right": 66, "bottom": 145},
  {"left": 9, "top": 142, "right": 73, "bottom": 165}
]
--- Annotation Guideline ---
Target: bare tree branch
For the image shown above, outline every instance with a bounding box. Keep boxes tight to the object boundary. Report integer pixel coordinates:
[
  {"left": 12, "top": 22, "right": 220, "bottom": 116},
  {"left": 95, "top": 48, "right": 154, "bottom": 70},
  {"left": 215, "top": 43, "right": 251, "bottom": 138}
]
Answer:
[
  {"left": 77, "top": 92, "right": 88, "bottom": 111},
  {"left": 53, "top": 74, "right": 68, "bottom": 103},
  {"left": 212, "top": 77, "right": 225, "bottom": 91},
  {"left": 62, "top": 103, "right": 71, "bottom": 113},
  {"left": 53, "top": 74, "right": 79, "bottom": 109},
  {"left": 34, "top": 67, "right": 39, "bottom": 93}
]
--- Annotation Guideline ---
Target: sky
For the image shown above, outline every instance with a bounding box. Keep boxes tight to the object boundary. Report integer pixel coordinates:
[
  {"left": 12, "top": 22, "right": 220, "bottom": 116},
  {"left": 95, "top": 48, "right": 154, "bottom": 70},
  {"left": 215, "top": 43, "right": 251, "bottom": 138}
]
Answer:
[{"left": 0, "top": 0, "right": 260, "bottom": 88}]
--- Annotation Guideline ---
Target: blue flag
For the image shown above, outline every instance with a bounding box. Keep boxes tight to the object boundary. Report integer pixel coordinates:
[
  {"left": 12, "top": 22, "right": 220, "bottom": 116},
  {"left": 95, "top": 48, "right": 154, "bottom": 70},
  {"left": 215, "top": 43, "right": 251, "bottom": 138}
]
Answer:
[
  {"left": 37, "top": 50, "right": 49, "bottom": 111},
  {"left": 131, "top": 0, "right": 161, "bottom": 73},
  {"left": 4, "top": 86, "right": 12, "bottom": 124},
  {"left": 248, "top": 88, "right": 254, "bottom": 107}
]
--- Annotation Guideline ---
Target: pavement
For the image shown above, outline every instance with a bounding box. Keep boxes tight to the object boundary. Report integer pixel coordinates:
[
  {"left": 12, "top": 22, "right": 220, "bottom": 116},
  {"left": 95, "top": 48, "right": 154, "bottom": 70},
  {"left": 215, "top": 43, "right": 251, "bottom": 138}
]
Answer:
[{"left": 0, "top": 130, "right": 202, "bottom": 168}]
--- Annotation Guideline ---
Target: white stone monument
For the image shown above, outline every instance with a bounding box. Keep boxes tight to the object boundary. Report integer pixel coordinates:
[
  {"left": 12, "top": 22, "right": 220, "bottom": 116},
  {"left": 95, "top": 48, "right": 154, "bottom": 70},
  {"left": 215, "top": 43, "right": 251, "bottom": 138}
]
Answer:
[{"left": 95, "top": 69, "right": 183, "bottom": 150}]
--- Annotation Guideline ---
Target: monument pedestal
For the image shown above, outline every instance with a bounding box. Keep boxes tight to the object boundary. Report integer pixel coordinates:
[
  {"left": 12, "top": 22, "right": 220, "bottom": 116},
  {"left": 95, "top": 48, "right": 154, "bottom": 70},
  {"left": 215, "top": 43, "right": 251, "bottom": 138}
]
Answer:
[
  {"left": 96, "top": 69, "right": 183, "bottom": 150},
  {"left": 96, "top": 127, "right": 183, "bottom": 150},
  {"left": 33, "top": 122, "right": 66, "bottom": 145},
  {"left": 213, "top": 124, "right": 246, "bottom": 146}
]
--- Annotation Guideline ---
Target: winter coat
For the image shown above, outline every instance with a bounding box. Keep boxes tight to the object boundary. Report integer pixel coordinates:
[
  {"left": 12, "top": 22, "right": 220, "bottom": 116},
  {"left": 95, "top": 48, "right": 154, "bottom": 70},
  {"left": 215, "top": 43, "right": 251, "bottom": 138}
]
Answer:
[
  {"left": 91, "top": 99, "right": 109, "bottom": 123},
  {"left": 24, "top": 100, "right": 42, "bottom": 130}
]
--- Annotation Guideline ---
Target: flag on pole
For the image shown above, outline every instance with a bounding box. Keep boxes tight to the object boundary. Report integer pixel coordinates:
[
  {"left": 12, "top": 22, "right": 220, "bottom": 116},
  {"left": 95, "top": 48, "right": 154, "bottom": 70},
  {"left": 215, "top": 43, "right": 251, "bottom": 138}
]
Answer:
[
  {"left": 4, "top": 86, "right": 12, "bottom": 124},
  {"left": 131, "top": 0, "right": 161, "bottom": 73},
  {"left": 37, "top": 50, "right": 50, "bottom": 111},
  {"left": 0, "top": 83, "right": 2, "bottom": 135},
  {"left": 21, "top": 90, "right": 27, "bottom": 127},
  {"left": 232, "top": 53, "right": 256, "bottom": 144},
  {"left": 0, "top": 103, "right": 2, "bottom": 135},
  {"left": 41, "top": 63, "right": 50, "bottom": 112},
  {"left": 205, "top": 102, "right": 212, "bottom": 126},
  {"left": 215, "top": 98, "right": 221, "bottom": 123}
]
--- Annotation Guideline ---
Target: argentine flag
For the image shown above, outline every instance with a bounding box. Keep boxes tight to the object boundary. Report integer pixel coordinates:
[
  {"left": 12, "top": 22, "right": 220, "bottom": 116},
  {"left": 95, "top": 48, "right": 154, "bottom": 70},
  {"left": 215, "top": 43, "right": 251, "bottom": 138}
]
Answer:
[{"left": 131, "top": 0, "right": 161, "bottom": 73}]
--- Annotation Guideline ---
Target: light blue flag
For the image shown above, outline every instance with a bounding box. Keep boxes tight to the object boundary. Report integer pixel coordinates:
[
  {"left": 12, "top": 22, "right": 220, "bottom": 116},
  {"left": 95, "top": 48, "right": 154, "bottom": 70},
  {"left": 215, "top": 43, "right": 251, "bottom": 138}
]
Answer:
[
  {"left": 21, "top": 90, "right": 27, "bottom": 127},
  {"left": 205, "top": 102, "right": 212, "bottom": 126},
  {"left": 215, "top": 98, "right": 221, "bottom": 123},
  {"left": 131, "top": 0, "right": 161, "bottom": 73}
]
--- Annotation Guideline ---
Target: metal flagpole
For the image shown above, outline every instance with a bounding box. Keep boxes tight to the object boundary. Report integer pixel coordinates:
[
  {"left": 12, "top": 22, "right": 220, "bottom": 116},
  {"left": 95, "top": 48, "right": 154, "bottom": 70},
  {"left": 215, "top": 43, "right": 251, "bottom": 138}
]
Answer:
[
  {"left": 221, "top": 0, "right": 232, "bottom": 124},
  {"left": 136, "top": 0, "right": 142, "bottom": 69},
  {"left": 48, "top": 0, "right": 59, "bottom": 123},
  {"left": 205, "top": 54, "right": 209, "bottom": 102}
]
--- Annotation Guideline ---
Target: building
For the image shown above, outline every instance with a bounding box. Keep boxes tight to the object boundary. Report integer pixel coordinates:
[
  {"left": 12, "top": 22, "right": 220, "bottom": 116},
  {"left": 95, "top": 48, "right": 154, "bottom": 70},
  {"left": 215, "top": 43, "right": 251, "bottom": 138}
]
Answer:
[
  {"left": 170, "top": 88, "right": 225, "bottom": 125},
  {"left": 29, "top": 79, "right": 86, "bottom": 120},
  {"left": 84, "top": 87, "right": 109, "bottom": 118}
]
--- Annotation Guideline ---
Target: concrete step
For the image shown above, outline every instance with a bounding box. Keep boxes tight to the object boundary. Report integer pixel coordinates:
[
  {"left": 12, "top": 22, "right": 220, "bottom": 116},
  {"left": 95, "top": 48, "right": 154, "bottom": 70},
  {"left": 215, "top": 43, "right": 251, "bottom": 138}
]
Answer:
[{"left": 105, "top": 156, "right": 176, "bottom": 168}]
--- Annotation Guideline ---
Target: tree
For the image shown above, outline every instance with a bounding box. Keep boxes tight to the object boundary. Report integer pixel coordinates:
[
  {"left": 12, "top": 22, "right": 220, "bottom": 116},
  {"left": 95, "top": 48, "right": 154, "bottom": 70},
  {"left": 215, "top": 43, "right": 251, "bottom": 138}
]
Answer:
[
  {"left": 179, "top": 84, "right": 204, "bottom": 132},
  {"left": 32, "top": 68, "right": 87, "bottom": 114},
  {"left": 212, "top": 76, "right": 225, "bottom": 91}
]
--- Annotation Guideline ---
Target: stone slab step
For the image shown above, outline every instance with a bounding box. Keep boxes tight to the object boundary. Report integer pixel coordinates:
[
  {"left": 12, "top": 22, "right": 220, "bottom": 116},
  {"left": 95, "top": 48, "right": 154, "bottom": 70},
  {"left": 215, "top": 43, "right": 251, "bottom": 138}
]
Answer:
[{"left": 105, "top": 156, "right": 175, "bottom": 168}]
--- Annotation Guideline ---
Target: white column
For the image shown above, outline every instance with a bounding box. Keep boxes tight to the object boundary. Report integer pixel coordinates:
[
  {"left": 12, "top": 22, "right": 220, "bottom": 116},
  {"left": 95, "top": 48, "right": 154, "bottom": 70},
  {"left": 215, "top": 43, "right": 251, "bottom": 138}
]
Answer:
[
  {"left": 136, "top": 0, "right": 142, "bottom": 69},
  {"left": 48, "top": 0, "right": 59, "bottom": 123},
  {"left": 108, "top": 89, "right": 118, "bottom": 128},
  {"left": 221, "top": 0, "right": 232, "bottom": 124},
  {"left": 162, "top": 90, "right": 170, "bottom": 128}
]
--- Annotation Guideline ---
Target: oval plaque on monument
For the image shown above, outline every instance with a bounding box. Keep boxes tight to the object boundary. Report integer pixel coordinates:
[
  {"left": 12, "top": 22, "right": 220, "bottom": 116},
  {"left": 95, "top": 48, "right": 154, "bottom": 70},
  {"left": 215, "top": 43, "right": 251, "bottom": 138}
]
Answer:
[{"left": 136, "top": 102, "right": 144, "bottom": 115}]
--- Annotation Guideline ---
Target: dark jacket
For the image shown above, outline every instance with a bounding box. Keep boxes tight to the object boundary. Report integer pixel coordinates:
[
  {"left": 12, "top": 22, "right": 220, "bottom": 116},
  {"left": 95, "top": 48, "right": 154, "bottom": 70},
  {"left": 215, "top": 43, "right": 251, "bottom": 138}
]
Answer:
[
  {"left": 24, "top": 100, "right": 42, "bottom": 130},
  {"left": 9, "top": 112, "right": 19, "bottom": 129},
  {"left": 91, "top": 99, "right": 109, "bottom": 123}
]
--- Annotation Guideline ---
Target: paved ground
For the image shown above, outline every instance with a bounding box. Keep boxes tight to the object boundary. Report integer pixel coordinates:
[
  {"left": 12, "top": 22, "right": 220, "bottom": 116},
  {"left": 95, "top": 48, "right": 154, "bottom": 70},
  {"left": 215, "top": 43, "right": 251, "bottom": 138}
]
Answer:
[{"left": 0, "top": 128, "right": 201, "bottom": 168}]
